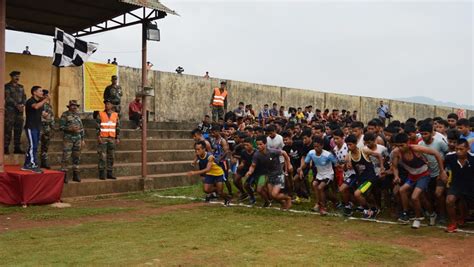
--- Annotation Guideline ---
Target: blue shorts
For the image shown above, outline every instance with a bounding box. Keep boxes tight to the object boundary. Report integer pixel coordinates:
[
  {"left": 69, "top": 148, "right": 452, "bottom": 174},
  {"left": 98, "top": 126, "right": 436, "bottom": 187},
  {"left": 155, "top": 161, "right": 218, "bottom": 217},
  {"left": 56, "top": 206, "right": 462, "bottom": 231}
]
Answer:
[
  {"left": 204, "top": 175, "right": 224, "bottom": 184},
  {"left": 343, "top": 174, "right": 358, "bottom": 189},
  {"left": 405, "top": 175, "right": 431, "bottom": 191}
]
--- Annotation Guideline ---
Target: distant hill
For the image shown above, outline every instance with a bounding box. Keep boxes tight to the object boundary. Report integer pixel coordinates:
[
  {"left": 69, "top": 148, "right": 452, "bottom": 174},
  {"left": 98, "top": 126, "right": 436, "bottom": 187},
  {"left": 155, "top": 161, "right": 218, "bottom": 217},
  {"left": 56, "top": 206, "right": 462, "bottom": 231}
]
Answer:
[{"left": 395, "top": 96, "right": 474, "bottom": 110}]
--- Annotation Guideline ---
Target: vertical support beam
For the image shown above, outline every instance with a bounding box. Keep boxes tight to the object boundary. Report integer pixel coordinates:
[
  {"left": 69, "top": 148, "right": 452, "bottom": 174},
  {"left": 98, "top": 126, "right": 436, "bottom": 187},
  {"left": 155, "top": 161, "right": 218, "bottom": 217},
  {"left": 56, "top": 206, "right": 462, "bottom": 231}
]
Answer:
[
  {"left": 0, "top": 0, "right": 6, "bottom": 173},
  {"left": 141, "top": 22, "right": 148, "bottom": 181}
]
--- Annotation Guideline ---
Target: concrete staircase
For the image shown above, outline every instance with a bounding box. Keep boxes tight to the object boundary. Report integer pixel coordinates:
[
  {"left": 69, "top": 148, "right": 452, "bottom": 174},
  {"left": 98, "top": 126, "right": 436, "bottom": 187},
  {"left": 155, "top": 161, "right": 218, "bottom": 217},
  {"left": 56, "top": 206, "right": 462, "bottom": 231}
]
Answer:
[{"left": 5, "top": 121, "right": 199, "bottom": 198}]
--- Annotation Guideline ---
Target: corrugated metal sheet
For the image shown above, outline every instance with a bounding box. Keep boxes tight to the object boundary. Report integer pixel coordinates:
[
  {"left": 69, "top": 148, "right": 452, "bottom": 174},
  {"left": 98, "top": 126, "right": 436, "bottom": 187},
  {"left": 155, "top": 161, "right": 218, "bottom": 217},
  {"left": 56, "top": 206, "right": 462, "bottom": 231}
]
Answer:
[{"left": 119, "top": 0, "right": 179, "bottom": 16}]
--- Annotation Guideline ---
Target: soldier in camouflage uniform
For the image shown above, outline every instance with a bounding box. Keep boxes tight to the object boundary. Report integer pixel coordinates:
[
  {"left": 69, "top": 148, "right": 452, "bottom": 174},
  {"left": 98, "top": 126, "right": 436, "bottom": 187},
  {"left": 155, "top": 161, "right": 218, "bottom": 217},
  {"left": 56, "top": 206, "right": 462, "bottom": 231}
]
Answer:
[
  {"left": 59, "top": 100, "right": 85, "bottom": 183},
  {"left": 4, "top": 71, "right": 26, "bottom": 154},
  {"left": 103, "top": 75, "right": 122, "bottom": 116},
  {"left": 40, "top": 92, "right": 54, "bottom": 169},
  {"left": 97, "top": 99, "right": 120, "bottom": 180}
]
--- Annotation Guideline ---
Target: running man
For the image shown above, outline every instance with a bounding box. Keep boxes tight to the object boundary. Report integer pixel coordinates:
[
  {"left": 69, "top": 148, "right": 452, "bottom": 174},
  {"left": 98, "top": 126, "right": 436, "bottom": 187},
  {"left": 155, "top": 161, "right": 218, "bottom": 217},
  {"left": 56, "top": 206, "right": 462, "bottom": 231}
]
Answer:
[
  {"left": 391, "top": 133, "right": 447, "bottom": 229},
  {"left": 298, "top": 136, "right": 337, "bottom": 215},
  {"left": 244, "top": 135, "right": 293, "bottom": 210},
  {"left": 443, "top": 139, "right": 474, "bottom": 233},
  {"left": 333, "top": 129, "right": 357, "bottom": 216},
  {"left": 187, "top": 141, "right": 231, "bottom": 205},
  {"left": 345, "top": 134, "right": 385, "bottom": 219}
]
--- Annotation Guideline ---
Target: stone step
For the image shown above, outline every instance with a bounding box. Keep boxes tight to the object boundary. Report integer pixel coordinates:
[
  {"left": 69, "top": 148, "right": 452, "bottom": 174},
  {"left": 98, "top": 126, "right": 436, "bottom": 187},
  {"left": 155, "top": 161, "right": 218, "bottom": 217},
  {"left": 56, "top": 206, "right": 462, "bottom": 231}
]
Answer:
[
  {"left": 51, "top": 160, "right": 195, "bottom": 179},
  {"left": 82, "top": 129, "right": 191, "bottom": 139},
  {"left": 80, "top": 120, "right": 197, "bottom": 130},
  {"left": 61, "top": 172, "right": 200, "bottom": 198},
  {"left": 5, "top": 150, "right": 195, "bottom": 165},
  {"left": 47, "top": 139, "right": 195, "bottom": 152},
  {"left": 52, "top": 150, "right": 194, "bottom": 165}
]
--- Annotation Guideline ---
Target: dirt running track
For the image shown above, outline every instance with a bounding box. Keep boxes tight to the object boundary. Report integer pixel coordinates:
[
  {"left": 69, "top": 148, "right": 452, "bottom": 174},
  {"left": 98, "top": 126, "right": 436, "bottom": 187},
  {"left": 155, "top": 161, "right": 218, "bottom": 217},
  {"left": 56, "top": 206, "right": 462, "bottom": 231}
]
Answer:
[{"left": 1, "top": 198, "right": 473, "bottom": 266}]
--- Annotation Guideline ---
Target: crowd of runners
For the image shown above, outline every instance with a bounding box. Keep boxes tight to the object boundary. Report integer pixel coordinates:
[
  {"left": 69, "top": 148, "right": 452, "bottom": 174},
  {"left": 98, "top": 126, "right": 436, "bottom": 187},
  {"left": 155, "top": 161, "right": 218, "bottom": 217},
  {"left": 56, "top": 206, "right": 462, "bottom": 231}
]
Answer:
[{"left": 188, "top": 101, "right": 474, "bottom": 233}]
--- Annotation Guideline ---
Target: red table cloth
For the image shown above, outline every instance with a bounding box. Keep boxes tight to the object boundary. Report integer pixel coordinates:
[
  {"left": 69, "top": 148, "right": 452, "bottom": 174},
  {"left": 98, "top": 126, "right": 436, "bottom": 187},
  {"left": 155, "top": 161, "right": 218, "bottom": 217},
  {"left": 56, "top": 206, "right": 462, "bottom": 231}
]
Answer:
[{"left": 0, "top": 165, "right": 64, "bottom": 205}]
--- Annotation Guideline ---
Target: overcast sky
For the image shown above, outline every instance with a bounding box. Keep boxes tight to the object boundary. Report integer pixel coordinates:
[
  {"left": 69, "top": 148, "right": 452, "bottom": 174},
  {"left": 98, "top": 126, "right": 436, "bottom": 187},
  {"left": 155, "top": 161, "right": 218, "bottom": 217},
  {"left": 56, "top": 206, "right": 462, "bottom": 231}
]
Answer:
[{"left": 6, "top": 0, "right": 473, "bottom": 106}]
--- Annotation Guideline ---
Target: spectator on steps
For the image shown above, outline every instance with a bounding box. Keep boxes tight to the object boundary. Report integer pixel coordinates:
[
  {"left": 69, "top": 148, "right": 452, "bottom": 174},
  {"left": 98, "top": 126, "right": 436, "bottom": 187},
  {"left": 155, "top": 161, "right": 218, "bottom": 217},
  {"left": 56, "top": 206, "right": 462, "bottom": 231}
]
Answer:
[{"left": 129, "top": 93, "right": 143, "bottom": 130}]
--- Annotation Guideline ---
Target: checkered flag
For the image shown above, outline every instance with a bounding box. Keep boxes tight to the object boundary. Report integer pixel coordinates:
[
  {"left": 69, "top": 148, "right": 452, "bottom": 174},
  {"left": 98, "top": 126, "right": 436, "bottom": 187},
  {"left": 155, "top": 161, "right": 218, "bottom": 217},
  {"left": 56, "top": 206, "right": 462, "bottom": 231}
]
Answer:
[{"left": 52, "top": 28, "right": 98, "bottom": 67}]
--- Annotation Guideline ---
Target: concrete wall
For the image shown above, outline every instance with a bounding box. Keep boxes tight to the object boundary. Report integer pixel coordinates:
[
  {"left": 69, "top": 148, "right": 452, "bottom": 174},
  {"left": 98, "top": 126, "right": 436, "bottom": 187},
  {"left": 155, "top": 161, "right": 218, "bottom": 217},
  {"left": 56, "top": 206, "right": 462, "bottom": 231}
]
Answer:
[{"left": 4, "top": 52, "right": 473, "bottom": 123}]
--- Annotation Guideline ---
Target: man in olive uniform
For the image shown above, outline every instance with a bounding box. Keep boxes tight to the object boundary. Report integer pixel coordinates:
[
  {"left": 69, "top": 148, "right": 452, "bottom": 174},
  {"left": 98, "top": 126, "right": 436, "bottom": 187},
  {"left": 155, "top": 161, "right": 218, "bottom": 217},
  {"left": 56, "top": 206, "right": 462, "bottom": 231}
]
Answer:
[
  {"left": 40, "top": 90, "right": 54, "bottom": 169},
  {"left": 4, "top": 71, "right": 26, "bottom": 154},
  {"left": 96, "top": 99, "right": 120, "bottom": 180},
  {"left": 59, "top": 100, "right": 85, "bottom": 183},
  {"left": 103, "top": 75, "right": 122, "bottom": 116}
]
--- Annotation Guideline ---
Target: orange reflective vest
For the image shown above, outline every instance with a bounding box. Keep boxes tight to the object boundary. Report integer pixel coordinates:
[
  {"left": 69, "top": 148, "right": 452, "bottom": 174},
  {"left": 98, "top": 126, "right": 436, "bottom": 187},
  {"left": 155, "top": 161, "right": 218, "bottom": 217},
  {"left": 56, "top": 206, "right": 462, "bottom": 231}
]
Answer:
[
  {"left": 212, "top": 88, "right": 227, "bottom": 107},
  {"left": 99, "top": 111, "right": 118, "bottom": 138}
]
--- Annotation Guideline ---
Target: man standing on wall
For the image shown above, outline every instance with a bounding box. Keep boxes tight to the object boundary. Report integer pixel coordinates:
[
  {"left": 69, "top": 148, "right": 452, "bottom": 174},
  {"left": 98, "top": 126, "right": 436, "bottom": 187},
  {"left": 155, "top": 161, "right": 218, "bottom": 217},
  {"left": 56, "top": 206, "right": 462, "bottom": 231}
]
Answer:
[
  {"left": 103, "top": 75, "right": 123, "bottom": 116},
  {"left": 210, "top": 81, "right": 228, "bottom": 122},
  {"left": 377, "top": 100, "right": 391, "bottom": 126},
  {"left": 4, "top": 71, "right": 26, "bottom": 154}
]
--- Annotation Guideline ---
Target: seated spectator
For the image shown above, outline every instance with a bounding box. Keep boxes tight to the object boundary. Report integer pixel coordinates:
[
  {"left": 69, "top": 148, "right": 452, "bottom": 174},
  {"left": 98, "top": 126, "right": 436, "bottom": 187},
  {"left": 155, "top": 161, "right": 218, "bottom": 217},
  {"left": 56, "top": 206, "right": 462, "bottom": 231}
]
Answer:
[
  {"left": 258, "top": 104, "right": 270, "bottom": 125},
  {"left": 128, "top": 94, "right": 143, "bottom": 130},
  {"left": 270, "top": 103, "right": 279, "bottom": 118},
  {"left": 198, "top": 115, "right": 212, "bottom": 139},
  {"left": 296, "top": 107, "right": 305, "bottom": 122},
  {"left": 234, "top": 102, "right": 245, "bottom": 118}
]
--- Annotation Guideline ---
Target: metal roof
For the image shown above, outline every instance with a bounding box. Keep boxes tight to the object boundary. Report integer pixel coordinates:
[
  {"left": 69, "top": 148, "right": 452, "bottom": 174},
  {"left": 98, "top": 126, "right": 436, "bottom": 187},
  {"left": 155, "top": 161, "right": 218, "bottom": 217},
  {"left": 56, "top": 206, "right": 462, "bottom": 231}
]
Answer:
[{"left": 6, "top": 0, "right": 177, "bottom": 36}]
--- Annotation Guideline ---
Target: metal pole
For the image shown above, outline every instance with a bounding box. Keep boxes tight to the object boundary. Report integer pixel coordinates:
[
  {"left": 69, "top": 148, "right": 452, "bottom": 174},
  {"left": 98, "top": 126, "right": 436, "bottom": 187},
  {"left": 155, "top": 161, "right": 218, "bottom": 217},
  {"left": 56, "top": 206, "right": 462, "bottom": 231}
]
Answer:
[
  {"left": 141, "top": 21, "right": 147, "bottom": 179},
  {"left": 0, "top": 0, "right": 6, "bottom": 173}
]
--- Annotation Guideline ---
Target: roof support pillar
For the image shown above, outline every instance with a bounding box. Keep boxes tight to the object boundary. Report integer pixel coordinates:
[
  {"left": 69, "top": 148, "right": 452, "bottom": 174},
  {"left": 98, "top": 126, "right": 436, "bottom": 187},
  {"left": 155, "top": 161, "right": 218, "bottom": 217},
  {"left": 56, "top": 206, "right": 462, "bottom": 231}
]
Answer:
[
  {"left": 141, "top": 21, "right": 149, "bottom": 186},
  {"left": 0, "top": 0, "right": 6, "bottom": 173}
]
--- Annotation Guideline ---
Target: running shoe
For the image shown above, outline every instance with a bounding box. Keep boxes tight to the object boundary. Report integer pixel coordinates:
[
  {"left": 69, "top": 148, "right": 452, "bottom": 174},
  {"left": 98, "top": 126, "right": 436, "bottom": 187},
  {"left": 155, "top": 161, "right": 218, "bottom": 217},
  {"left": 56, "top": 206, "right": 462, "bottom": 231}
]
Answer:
[
  {"left": 363, "top": 209, "right": 373, "bottom": 219},
  {"left": 319, "top": 207, "right": 328, "bottom": 216},
  {"left": 262, "top": 201, "right": 271, "bottom": 208},
  {"left": 412, "top": 219, "right": 421, "bottom": 229},
  {"left": 292, "top": 196, "right": 302, "bottom": 204},
  {"left": 398, "top": 212, "right": 410, "bottom": 224},
  {"left": 238, "top": 193, "right": 249, "bottom": 202},
  {"left": 428, "top": 212, "right": 437, "bottom": 226},
  {"left": 343, "top": 205, "right": 353, "bottom": 217},
  {"left": 445, "top": 223, "right": 458, "bottom": 233},
  {"left": 369, "top": 208, "right": 380, "bottom": 219},
  {"left": 311, "top": 203, "right": 320, "bottom": 213},
  {"left": 356, "top": 206, "right": 365, "bottom": 213},
  {"left": 204, "top": 194, "right": 212, "bottom": 202},
  {"left": 224, "top": 198, "right": 231, "bottom": 207},
  {"left": 248, "top": 196, "right": 256, "bottom": 206}
]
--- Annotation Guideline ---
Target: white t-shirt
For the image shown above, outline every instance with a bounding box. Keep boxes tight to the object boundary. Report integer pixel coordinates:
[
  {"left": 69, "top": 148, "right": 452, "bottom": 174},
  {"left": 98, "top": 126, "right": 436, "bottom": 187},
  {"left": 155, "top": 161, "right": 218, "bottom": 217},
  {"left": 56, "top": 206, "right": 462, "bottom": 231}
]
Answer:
[
  {"left": 304, "top": 150, "right": 337, "bottom": 180},
  {"left": 357, "top": 135, "right": 365, "bottom": 150},
  {"left": 333, "top": 143, "right": 356, "bottom": 178},
  {"left": 267, "top": 134, "right": 284, "bottom": 163},
  {"left": 366, "top": 144, "right": 389, "bottom": 176},
  {"left": 434, "top": 131, "right": 448, "bottom": 145}
]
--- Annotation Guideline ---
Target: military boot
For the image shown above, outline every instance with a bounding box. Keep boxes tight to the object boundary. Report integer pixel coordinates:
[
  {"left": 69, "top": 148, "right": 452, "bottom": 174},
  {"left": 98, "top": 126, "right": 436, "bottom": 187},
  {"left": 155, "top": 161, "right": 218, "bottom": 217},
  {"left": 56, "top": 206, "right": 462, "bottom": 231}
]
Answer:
[
  {"left": 107, "top": 171, "right": 117, "bottom": 180},
  {"left": 99, "top": 170, "right": 106, "bottom": 180},
  {"left": 72, "top": 171, "right": 81, "bottom": 182},
  {"left": 62, "top": 170, "right": 68, "bottom": 184},
  {"left": 40, "top": 159, "right": 51, "bottom": 169}
]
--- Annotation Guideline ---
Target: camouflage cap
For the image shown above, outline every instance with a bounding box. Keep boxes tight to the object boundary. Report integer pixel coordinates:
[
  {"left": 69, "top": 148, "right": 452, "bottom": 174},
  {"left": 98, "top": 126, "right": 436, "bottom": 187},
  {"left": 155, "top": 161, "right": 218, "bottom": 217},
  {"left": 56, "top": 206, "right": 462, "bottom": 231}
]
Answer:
[
  {"left": 67, "top": 100, "right": 80, "bottom": 107},
  {"left": 9, "top": 71, "right": 20, "bottom": 77}
]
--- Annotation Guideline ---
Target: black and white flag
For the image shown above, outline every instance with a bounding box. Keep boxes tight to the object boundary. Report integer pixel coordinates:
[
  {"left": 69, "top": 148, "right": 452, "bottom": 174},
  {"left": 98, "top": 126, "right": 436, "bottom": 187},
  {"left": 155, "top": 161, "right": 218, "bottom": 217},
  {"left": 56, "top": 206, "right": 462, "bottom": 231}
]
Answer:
[{"left": 52, "top": 28, "right": 98, "bottom": 67}]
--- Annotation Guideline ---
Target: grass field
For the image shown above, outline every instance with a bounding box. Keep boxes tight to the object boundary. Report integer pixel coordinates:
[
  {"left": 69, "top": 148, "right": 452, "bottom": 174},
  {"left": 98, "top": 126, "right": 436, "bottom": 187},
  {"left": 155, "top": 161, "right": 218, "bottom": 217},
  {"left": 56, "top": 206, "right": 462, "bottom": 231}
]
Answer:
[{"left": 0, "top": 184, "right": 473, "bottom": 266}]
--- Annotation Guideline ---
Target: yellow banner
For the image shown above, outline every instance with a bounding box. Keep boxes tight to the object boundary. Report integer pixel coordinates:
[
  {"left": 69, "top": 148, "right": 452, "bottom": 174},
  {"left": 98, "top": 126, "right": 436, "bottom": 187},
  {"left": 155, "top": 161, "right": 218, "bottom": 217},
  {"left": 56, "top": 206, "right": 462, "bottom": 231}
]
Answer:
[{"left": 83, "top": 62, "right": 118, "bottom": 112}]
